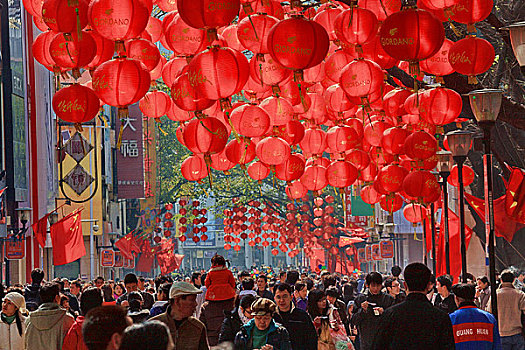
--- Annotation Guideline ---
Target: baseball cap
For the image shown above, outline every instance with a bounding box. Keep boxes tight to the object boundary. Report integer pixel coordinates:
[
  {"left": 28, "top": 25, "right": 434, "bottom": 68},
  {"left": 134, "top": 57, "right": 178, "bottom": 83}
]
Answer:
[{"left": 169, "top": 282, "right": 202, "bottom": 299}]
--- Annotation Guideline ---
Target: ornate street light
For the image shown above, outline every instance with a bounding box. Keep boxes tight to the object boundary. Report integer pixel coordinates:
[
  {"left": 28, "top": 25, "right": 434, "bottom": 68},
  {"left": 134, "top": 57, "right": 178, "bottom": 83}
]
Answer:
[
  {"left": 468, "top": 88, "right": 503, "bottom": 321},
  {"left": 505, "top": 21, "right": 525, "bottom": 75},
  {"left": 447, "top": 130, "right": 473, "bottom": 283},
  {"left": 437, "top": 151, "right": 452, "bottom": 274}
]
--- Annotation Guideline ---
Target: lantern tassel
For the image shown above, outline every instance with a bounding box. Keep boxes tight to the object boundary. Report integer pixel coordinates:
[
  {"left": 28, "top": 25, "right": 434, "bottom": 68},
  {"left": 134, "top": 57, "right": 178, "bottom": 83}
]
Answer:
[
  {"left": 468, "top": 75, "right": 478, "bottom": 84},
  {"left": 248, "top": 15, "right": 259, "bottom": 41},
  {"left": 449, "top": 21, "right": 463, "bottom": 37},
  {"left": 259, "top": 63, "right": 264, "bottom": 87},
  {"left": 298, "top": 83, "right": 307, "bottom": 112},
  {"left": 74, "top": 123, "right": 83, "bottom": 132},
  {"left": 75, "top": 8, "right": 82, "bottom": 39},
  {"left": 116, "top": 108, "right": 127, "bottom": 149}
]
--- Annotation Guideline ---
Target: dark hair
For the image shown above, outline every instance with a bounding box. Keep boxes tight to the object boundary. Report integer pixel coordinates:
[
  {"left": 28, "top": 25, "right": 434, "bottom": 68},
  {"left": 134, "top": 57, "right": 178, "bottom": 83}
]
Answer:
[
  {"left": 384, "top": 277, "right": 396, "bottom": 289},
  {"left": 239, "top": 270, "right": 251, "bottom": 278},
  {"left": 365, "top": 272, "right": 383, "bottom": 286},
  {"left": 323, "top": 275, "right": 337, "bottom": 290},
  {"left": 128, "top": 291, "right": 143, "bottom": 312},
  {"left": 295, "top": 282, "right": 306, "bottom": 292},
  {"left": 452, "top": 283, "right": 476, "bottom": 301},
  {"left": 404, "top": 263, "right": 431, "bottom": 292},
  {"left": 40, "top": 282, "right": 60, "bottom": 303},
  {"left": 391, "top": 266, "right": 402, "bottom": 278},
  {"left": 191, "top": 272, "right": 201, "bottom": 284},
  {"left": 257, "top": 274, "right": 268, "bottom": 283},
  {"left": 200, "top": 273, "right": 207, "bottom": 286},
  {"left": 154, "top": 275, "right": 172, "bottom": 291},
  {"left": 325, "top": 286, "right": 340, "bottom": 298},
  {"left": 274, "top": 283, "right": 293, "bottom": 295},
  {"left": 83, "top": 306, "right": 129, "bottom": 350},
  {"left": 119, "top": 321, "right": 171, "bottom": 350},
  {"left": 437, "top": 275, "right": 453, "bottom": 292},
  {"left": 138, "top": 276, "right": 145, "bottom": 282},
  {"left": 80, "top": 287, "right": 103, "bottom": 315},
  {"left": 54, "top": 278, "right": 65, "bottom": 291},
  {"left": 124, "top": 274, "right": 138, "bottom": 285},
  {"left": 500, "top": 270, "right": 515, "bottom": 283},
  {"left": 279, "top": 271, "right": 287, "bottom": 278},
  {"left": 307, "top": 289, "right": 327, "bottom": 318},
  {"left": 101, "top": 284, "right": 114, "bottom": 302},
  {"left": 95, "top": 276, "right": 104, "bottom": 283},
  {"left": 477, "top": 276, "right": 490, "bottom": 285},
  {"left": 71, "top": 280, "right": 82, "bottom": 289},
  {"left": 242, "top": 278, "right": 255, "bottom": 291},
  {"left": 211, "top": 254, "right": 226, "bottom": 267},
  {"left": 159, "top": 283, "right": 172, "bottom": 296},
  {"left": 31, "top": 268, "right": 45, "bottom": 285},
  {"left": 239, "top": 294, "right": 257, "bottom": 310},
  {"left": 285, "top": 270, "right": 299, "bottom": 286},
  {"left": 305, "top": 278, "right": 314, "bottom": 291}
]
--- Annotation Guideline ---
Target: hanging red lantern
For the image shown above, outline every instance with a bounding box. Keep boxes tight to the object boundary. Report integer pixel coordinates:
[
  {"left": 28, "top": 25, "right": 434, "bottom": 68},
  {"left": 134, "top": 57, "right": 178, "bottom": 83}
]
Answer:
[
  {"left": 324, "top": 84, "right": 355, "bottom": 115},
  {"left": 139, "top": 91, "right": 171, "bottom": 119},
  {"left": 361, "top": 185, "right": 380, "bottom": 204},
  {"left": 275, "top": 153, "right": 305, "bottom": 182},
  {"left": 364, "top": 120, "right": 392, "bottom": 147},
  {"left": 92, "top": 58, "right": 150, "bottom": 113},
  {"left": 403, "top": 131, "right": 437, "bottom": 161},
  {"left": 33, "top": 30, "right": 58, "bottom": 72},
  {"left": 42, "top": 0, "right": 90, "bottom": 34},
  {"left": 162, "top": 58, "right": 187, "bottom": 88},
  {"left": 177, "top": 0, "right": 240, "bottom": 32},
  {"left": 402, "top": 170, "right": 439, "bottom": 200},
  {"left": 249, "top": 55, "right": 291, "bottom": 87},
  {"left": 359, "top": 163, "right": 378, "bottom": 182},
  {"left": 225, "top": 138, "right": 256, "bottom": 165},
  {"left": 382, "top": 88, "right": 412, "bottom": 118},
  {"left": 156, "top": 0, "right": 177, "bottom": 11},
  {"left": 230, "top": 104, "right": 271, "bottom": 137},
  {"left": 267, "top": 16, "right": 329, "bottom": 79},
  {"left": 299, "top": 128, "right": 327, "bottom": 156},
  {"left": 361, "top": 36, "right": 399, "bottom": 69},
  {"left": 381, "top": 127, "right": 408, "bottom": 155},
  {"left": 334, "top": 7, "right": 378, "bottom": 49},
  {"left": 448, "top": 36, "right": 495, "bottom": 84},
  {"left": 88, "top": 0, "right": 149, "bottom": 42},
  {"left": 379, "top": 9, "right": 444, "bottom": 74},
  {"left": 301, "top": 165, "right": 327, "bottom": 192},
  {"left": 240, "top": 0, "right": 283, "bottom": 20},
  {"left": 164, "top": 14, "right": 213, "bottom": 56},
  {"left": 326, "top": 126, "right": 359, "bottom": 154},
  {"left": 146, "top": 16, "right": 163, "bottom": 42},
  {"left": 23, "top": 0, "right": 44, "bottom": 17},
  {"left": 313, "top": 7, "right": 342, "bottom": 41},
  {"left": 448, "top": 165, "right": 475, "bottom": 187},
  {"left": 86, "top": 31, "right": 115, "bottom": 72},
  {"left": 448, "top": 0, "right": 492, "bottom": 27},
  {"left": 358, "top": 0, "right": 402, "bottom": 21},
  {"left": 420, "top": 39, "right": 455, "bottom": 77},
  {"left": 340, "top": 59, "right": 384, "bottom": 98},
  {"left": 171, "top": 72, "right": 216, "bottom": 112},
  {"left": 167, "top": 102, "right": 193, "bottom": 122},
  {"left": 380, "top": 194, "right": 404, "bottom": 212},
  {"left": 345, "top": 149, "right": 370, "bottom": 171},
  {"left": 378, "top": 164, "right": 409, "bottom": 193},
  {"left": 419, "top": 87, "right": 462, "bottom": 126},
  {"left": 52, "top": 84, "right": 100, "bottom": 125},
  {"left": 188, "top": 46, "right": 250, "bottom": 102},
  {"left": 248, "top": 161, "right": 271, "bottom": 182},
  {"left": 125, "top": 38, "right": 161, "bottom": 72},
  {"left": 237, "top": 13, "right": 278, "bottom": 54},
  {"left": 181, "top": 155, "right": 209, "bottom": 181},
  {"left": 183, "top": 117, "right": 229, "bottom": 155},
  {"left": 260, "top": 96, "right": 293, "bottom": 126},
  {"left": 286, "top": 181, "right": 307, "bottom": 199},
  {"left": 49, "top": 31, "right": 96, "bottom": 77},
  {"left": 326, "top": 160, "right": 358, "bottom": 188},
  {"left": 255, "top": 137, "right": 291, "bottom": 166},
  {"left": 324, "top": 51, "right": 355, "bottom": 84},
  {"left": 150, "top": 56, "right": 167, "bottom": 81},
  {"left": 403, "top": 203, "right": 428, "bottom": 223},
  {"left": 274, "top": 121, "right": 305, "bottom": 146}
]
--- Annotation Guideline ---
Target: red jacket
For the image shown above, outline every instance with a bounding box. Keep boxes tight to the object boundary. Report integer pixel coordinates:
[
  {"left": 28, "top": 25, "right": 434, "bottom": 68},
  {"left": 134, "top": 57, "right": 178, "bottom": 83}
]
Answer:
[
  {"left": 62, "top": 316, "right": 87, "bottom": 350},
  {"left": 205, "top": 266, "right": 236, "bottom": 301}
]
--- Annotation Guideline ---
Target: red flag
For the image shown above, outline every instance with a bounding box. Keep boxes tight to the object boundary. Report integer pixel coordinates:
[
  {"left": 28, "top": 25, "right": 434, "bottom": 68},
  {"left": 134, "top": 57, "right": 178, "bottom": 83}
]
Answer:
[
  {"left": 136, "top": 240, "right": 156, "bottom": 273},
  {"left": 32, "top": 213, "right": 51, "bottom": 248},
  {"left": 506, "top": 167, "right": 525, "bottom": 224},
  {"left": 338, "top": 236, "right": 364, "bottom": 247},
  {"left": 114, "top": 231, "right": 137, "bottom": 260},
  {"left": 156, "top": 239, "right": 184, "bottom": 275},
  {"left": 465, "top": 192, "right": 525, "bottom": 242},
  {"left": 436, "top": 209, "right": 473, "bottom": 282},
  {"left": 50, "top": 210, "right": 86, "bottom": 265}
]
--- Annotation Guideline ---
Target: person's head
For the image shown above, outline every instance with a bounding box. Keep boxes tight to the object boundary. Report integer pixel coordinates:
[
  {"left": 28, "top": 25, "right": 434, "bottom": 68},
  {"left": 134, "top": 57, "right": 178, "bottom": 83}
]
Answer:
[
  {"left": 274, "top": 283, "right": 293, "bottom": 312},
  {"left": 83, "top": 305, "right": 132, "bottom": 350},
  {"left": 191, "top": 272, "right": 202, "bottom": 287},
  {"left": 242, "top": 277, "right": 255, "bottom": 291},
  {"left": 257, "top": 274, "right": 268, "bottom": 290},
  {"left": 320, "top": 270, "right": 330, "bottom": 281},
  {"left": 251, "top": 298, "right": 276, "bottom": 331},
  {"left": 70, "top": 281, "right": 82, "bottom": 296},
  {"left": 211, "top": 254, "right": 226, "bottom": 267},
  {"left": 500, "top": 269, "right": 516, "bottom": 283},
  {"left": 285, "top": 270, "right": 299, "bottom": 286},
  {"left": 295, "top": 282, "right": 307, "bottom": 299},
  {"left": 114, "top": 283, "right": 125, "bottom": 297},
  {"left": 347, "top": 300, "right": 355, "bottom": 314},
  {"left": 40, "top": 282, "right": 61, "bottom": 304},
  {"left": 119, "top": 321, "right": 174, "bottom": 350},
  {"left": 323, "top": 275, "right": 337, "bottom": 290},
  {"left": 365, "top": 272, "right": 383, "bottom": 295},
  {"left": 101, "top": 284, "right": 114, "bottom": 302},
  {"left": 384, "top": 277, "right": 401, "bottom": 296},
  {"left": 168, "top": 282, "right": 202, "bottom": 320},
  {"left": 279, "top": 271, "right": 287, "bottom": 282},
  {"left": 325, "top": 286, "right": 340, "bottom": 305},
  {"left": 239, "top": 294, "right": 257, "bottom": 320},
  {"left": 31, "top": 268, "right": 45, "bottom": 285},
  {"left": 80, "top": 287, "right": 103, "bottom": 316},
  {"left": 60, "top": 295, "right": 70, "bottom": 309},
  {"left": 305, "top": 278, "right": 314, "bottom": 291},
  {"left": 62, "top": 278, "right": 70, "bottom": 289},
  {"left": 307, "top": 289, "right": 327, "bottom": 318},
  {"left": 391, "top": 266, "right": 402, "bottom": 278},
  {"left": 128, "top": 291, "right": 143, "bottom": 311},
  {"left": 436, "top": 275, "right": 453, "bottom": 295},
  {"left": 95, "top": 277, "right": 105, "bottom": 289},
  {"left": 158, "top": 283, "right": 172, "bottom": 302},
  {"left": 124, "top": 274, "right": 139, "bottom": 293},
  {"left": 137, "top": 277, "right": 146, "bottom": 291},
  {"left": 239, "top": 270, "right": 251, "bottom": 282},
  {"left": 2, "top": 292, "right": 26, "bottom": 316},
  {"left": 404, "top": 262, "right": 432, "bottom": 293},
  {"left": 476, "top": 276, "right": 489, "bottom": 290},
  {"left": 452, "top": 283, "right": 476, "bottom": 307}
]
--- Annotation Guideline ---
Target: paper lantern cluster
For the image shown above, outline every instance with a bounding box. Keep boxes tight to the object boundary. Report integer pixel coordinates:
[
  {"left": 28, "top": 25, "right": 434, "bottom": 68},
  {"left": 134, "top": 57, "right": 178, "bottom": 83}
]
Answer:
[{"left": 175, "top": 199, "right": 208, "bottom": 243}]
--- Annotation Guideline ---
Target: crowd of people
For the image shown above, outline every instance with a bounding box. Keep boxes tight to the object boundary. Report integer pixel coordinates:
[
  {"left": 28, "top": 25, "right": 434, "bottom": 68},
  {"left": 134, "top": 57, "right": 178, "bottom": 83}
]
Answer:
[{"left": 1, "top": 255, "right": 525, "bottom": 350}]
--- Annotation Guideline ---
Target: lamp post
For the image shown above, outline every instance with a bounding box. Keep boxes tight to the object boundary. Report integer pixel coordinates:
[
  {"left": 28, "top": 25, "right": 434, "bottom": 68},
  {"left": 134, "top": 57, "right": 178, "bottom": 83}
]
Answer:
[
  {"left": 446, "top": 130, "right": 473, "bottom": 283},
  {"left": 505, "top": 21, "right": 525, "bottom": 76},
  {"left": 437, "top": 151, "right": 452, "bottom": 274},
  {"left": 468, "top": 88, "right": 503, "bottom": 321},
  {"left": 4, "top": 207, "right": 32, "bottom": 286}
]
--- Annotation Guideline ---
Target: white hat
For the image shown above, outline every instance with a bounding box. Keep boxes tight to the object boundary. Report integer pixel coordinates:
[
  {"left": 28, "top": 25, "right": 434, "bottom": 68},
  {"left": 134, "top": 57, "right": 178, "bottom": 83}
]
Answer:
[{"left": 4, "top": 292, "right": 27, "bottom": 314}]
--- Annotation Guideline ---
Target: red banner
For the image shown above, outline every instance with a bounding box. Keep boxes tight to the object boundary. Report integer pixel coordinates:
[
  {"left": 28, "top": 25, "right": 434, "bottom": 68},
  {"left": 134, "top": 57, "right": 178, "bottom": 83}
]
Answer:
[
  {"left": 365, "top": 246, "right": 372, "bottom": 261},
  {"left": 380, "top": 241, "right": 394, "bottom": 259},
  {"left": 6, "top": 239, "right": 25, "bottom": 260},
  {"left": 371, "top": 244, "right": 381, "bottom": 260},
  {"left": 100, "top": 249, "right": 114, "bottom": 267}
]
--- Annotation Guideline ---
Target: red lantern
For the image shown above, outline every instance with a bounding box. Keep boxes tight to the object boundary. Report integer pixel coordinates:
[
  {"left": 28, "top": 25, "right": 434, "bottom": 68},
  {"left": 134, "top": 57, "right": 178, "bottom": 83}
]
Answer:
[
  {"left": 379, "top": 9, "right": 444, "bottom": 73},
  {"left": 86, "top": 31, "right": 115, "bottom": 71},
  {"left": 378, "top": 164, "right": 409, "bottom": 193},
  {"left": 313, "top": 7, "right": 342, "bottom": 41},
  {"left": 183, "top": 117, "right": 229, "bottom": 155},
  {"left": 326, "top": 126, "right": 359, "bottom": 154},
  {"left": 364, "top": 120, "right": 392, "bottom": 147},
  {"left": 403, "top": 203, "right": 428, "bottom": 223},
  {"left": 326, "top": 161, "right": 358, "bottom": 188},
  {"left": 164, "top": 14, "right": 212, "bottom": 56},
  {"left": 275, "top": 154, "right": 305, "bottom": 182},
  {"left": 324, "top": 50, "right": 355, "bottom": 84},
  {"left": 177, "top": 0, "right": 240, "bottom": 31},
  {"left": 49, "top": 31, "right": 96, "bottom": 76},
  {"left": 448, "top": 165, "right": 475, "bottom": 187},
  {"left": 448, "top": 36, "right": 494, "bottom": 84},
  {"left": 237, "top": 13, "right": 278, "bottom": 54},
  {"left": 248, "top": 161, "right": 270, "bottom": 181},
  {"left": 448, "top": 0, "right": 493, "bottom": 26},
  {"left": 359, "top": 163, "right": 378, "bottom": 182},
  {"left": 33, "top": 30, "right": 58, "bottom": 72},
  {"left": 419, "top": 87, "right": 462, "bottom": 126},
  {"left": 358, "top": 0, "right": 402, "bottom": 21},
  {"left": 345, "top": 149, "right": 370, "bottom": 171},
  {"left": 23, "top": 0, "right": 44, "bottom": 17},
  {"left": 139, "top": 91, "right": 171, "bottom": 119},
  {"left": 274, "top": 121, "right": 305, "bottom": 146},
  {"left": 324, "top": 84, "right": 355, "bottom": 115},
  {"left": 166, "top": 102, "right": 194, "bottom": 122},
  {"left": 162, "top": 58, "right": 187, "bottom": 88},
  {"left": 403, "top": 131, "right": 437, "bottom": 161},
  {"left": 361, "top": 36, "right": 398, "bottom": 69},
  {"left": 255, "top": 137, "right": 291, "bottom": 166},
  {"left": 156, "top": 0, "right": 177, "bottom": 11},
  {"left": 420, "top": 39, "right": 455, "bottom": 77},
  {"left": 88, "top": 0, "right": 149, "bottom": 42},
  {"left": 230, "top": 104, "right": 271, "bottom": 137},
  {"left": 299, "top": 128, "right": 327, "bottom": 156},
  {"left": 334, "top": 8, "right": 378, "bottom": 48},
  {"left": 210, "top": 149, "right": 236, "bottom": 172},
  {"left": 361, "top": 185, "right": 380, "bottom": 204},
  {"left": 171, "top": 72, "right": 216, "bottom": 112},
  {"left": 181, "top": 155, "right": 209, "bottom": 181},
  {"left": 340, "top": 59, "right": 384, "bottom": 98},
  {"left": 225, "top": 138, "right": 256, "bottom": 164},
  {"left": 249, "top": 55, "right": 291, "bottom": 87},
  {"left": 300, "top": 165, "right": 328, "bottom": 192},
  {"left": 260, "top": 96, "right": 293, "bottom": 126},
  {"left": 42, "top": 0, "right": 90, "bottom": 34},
  {"left": 380, "top": 194, "right": 404, "bottom": 212},
  {"left": 267, "top": 16, "right": 329, "bottom": 78},
  {"left": 188, "top": 46, "right": 249, "bottom": 101},
  {"left": 402, "top": 170, "right": 439, "bottom": 199},
  {"left": 381, "top": 127, "right": 408, "bottom": 155},
  {"left": 146, "top": 16, "right": 163, "bottom": 43},
  {"left": 382, "top": 88, "right": 412, "bottom": 118},
  {"left": 92, "top": 58, "right": 150, "bottom": 109},
  {"left": 125, "top": 38, "right": 161, "bottom": 72},
  {"left": 286, "top": 181, "right": 307, "bottom": 199},
  {"left": 52, "top": 84, "right": 100, "bottom": 125}
]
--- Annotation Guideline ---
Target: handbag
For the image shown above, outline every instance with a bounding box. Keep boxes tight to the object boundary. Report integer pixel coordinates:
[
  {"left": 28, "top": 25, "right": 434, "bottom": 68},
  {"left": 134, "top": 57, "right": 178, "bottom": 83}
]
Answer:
[{"left": 318, "top": 320, "right": 336, "bottom": 350}]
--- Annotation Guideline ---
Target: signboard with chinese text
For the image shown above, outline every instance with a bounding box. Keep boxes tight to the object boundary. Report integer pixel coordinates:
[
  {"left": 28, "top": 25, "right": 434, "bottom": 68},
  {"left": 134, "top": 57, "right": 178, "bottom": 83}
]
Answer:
[
  {"left": 6, "top": 238, "right": 25, "bottom": 259},
  {"left": 380, "top": 241, "right": 394, "bottom": 259},
  {"left": 100, "top": 249, "right": 114, "bottom": 267},
  {"left": 365, "top": 246, "right": 372, "bottom": 261},
  {"left": 116, "top": 104, "right": 145, "bottom": 199},
  {"left": 113, "top": 251, "right": 123, "bottom": 267},
  {"left": 371, "top": 244, "right": 382, "bottom": 260}
]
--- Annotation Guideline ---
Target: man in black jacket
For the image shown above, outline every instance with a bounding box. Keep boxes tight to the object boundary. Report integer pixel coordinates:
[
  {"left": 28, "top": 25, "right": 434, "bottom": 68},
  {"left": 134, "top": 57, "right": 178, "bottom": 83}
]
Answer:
[
  {"left": 218, "top": 293, "right": 257, "bottom": 343},
  {"left": 351, "top": 271, "right": 395, "bottom": 350},
  {"left": 273, "top": 283, "right": 317, "bottom": 350},
  {"left": 372, "top": 262, "right": 455, "bottom": 350},
  {"left": 434, "top": 274, "right": 457, "bottom": 314},
  {"left": 256, "top": 274, "right": 274, "bottom": 301},
  {"left": 25, "top": 268, "right": 44, "bottom": 311}
]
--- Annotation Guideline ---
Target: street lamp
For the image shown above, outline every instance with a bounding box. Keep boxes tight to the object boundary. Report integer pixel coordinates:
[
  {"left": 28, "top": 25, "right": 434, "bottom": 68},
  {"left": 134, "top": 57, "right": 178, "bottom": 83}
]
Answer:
[
  {"left": 13, "top": 207, "right": 32, "bottom": 238},
  {"left": 505, "top": 21, "right": 525, "bottom": 76},
  {"left": 447, "top": 130, "right": 473, "bottom": 283},
  {"left": 468, "top": 88, "right": 503, "bottom": 321},
  {"left": 437, "top": 151, "right": 452, "bottom": 274}
]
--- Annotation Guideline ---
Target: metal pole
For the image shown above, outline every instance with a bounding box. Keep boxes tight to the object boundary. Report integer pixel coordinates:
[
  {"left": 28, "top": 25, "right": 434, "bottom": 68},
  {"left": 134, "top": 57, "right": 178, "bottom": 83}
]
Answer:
[
  {"left": 422, "top": 220, "right": 428, "bottom": 266},
  {"left": 455, "top": 156, "right": 468, "bottom": 283},
  {"left": 430, "top": 203, "right": 437, "bottom": 275},
  {"left": 90, "top": 227, "right": 94, "bottom": 281},
  {"left": 441, "top": 173, "right": 451, "bottom": 275},
  {"left": 481, "top": 123, "right": 498, "bottom": 320}
]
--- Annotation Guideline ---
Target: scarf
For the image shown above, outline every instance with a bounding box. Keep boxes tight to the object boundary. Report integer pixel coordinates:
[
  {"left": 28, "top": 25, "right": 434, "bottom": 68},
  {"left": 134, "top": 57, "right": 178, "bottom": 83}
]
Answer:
[{"left": 1, "top": 313, "right": 16, "bottom": 324}]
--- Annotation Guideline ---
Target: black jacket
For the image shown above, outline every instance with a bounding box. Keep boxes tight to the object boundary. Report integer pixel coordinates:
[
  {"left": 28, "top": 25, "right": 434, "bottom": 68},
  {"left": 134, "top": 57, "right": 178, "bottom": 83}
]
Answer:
[
  {"left": 234, "top": 319, "right": 291, "bottom": 350},
  {"left": 273, "top": 306, "right": 317, "bottom": 350},
  {"left": 24, "top": 284, "right": 41, "bottom": 312},
  {"left": 116, "top": 291, "right": 154, "bottom": 309},
  {"left": 434, "top": 293, "right": 458, "bottom": 314},
  {"left": 371, "top": 293, "right": 455, "bottom": 350},
  {"left": 351, "top": 291, "right": 395, "bottom": 350},
  {"left": 219, "top": 308, "right": 244, "bottom": 343},
  {"left": 257, "top": 289, "right": 274, "bottom": 301}
]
